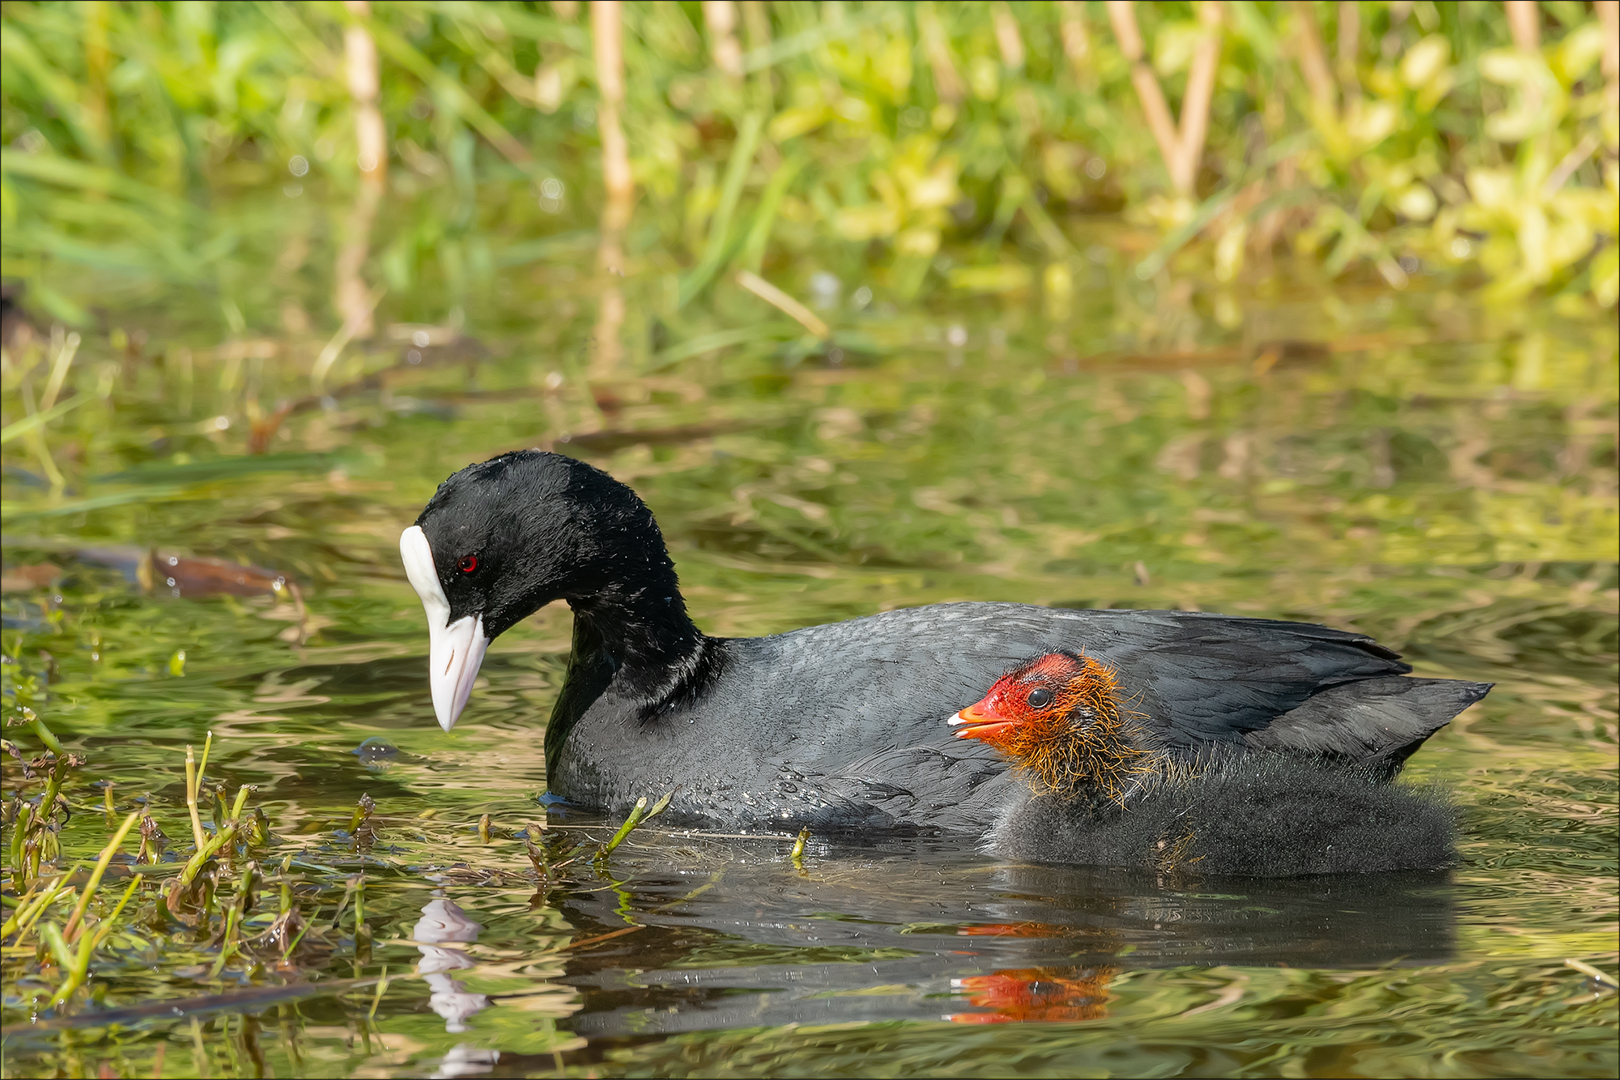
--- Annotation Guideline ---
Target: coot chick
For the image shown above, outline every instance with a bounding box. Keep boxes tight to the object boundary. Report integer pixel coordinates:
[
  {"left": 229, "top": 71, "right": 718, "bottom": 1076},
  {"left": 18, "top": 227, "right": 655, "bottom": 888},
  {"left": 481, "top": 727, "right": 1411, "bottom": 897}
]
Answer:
[
  {"left": 402, "top": 449, "right": 1488, "bottom": 833},
  {"left": 953, "top": 652, "right": 1456, "bottom": 875}
]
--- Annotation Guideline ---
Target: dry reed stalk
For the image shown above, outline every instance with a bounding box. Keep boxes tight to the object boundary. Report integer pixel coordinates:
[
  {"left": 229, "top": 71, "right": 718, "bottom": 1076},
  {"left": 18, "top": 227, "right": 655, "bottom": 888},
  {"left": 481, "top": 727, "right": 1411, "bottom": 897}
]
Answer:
[
  {"left": 337, "top": 0, "right": 382, "bottom": 340},
  {"left": 344, "top": 1, "right": 387, "bottom": 185},
  {"left": 703, "top": 1, "right": 744, "bottom": 78},
  {"left": 1290, "top": 0, "right": 1337, "bottom": 116},
  {"left": 592, "top": 0, "right": 633, "bottom": 260},
  {"left": 1057, "top": 0, "right": 1094, "bottom": 85},
  {"left": 1177, "top": 2, "right": 1223, "bottom": 192},
  {"left": 918, "top": 2, "right": 966, "bottom": 105},
  {"left": 993, "top": 3, "right": 1026, "bottom": 70},
  {"left": 1107, "top": 2, "right": 1182, "bottom": 192},
  {"left": 735, "top": 271, "right": 830, "bottom": 338},
  {"left": 1106, "top": 1, "right": 1222, "bottom": 197},
  {"left": 1336, "top": 1, "right": 1362, "bottom": 99},
  {"left": 591, "top": 269, "right": 627, "bottom": 382},
  {"left": 332, "top": 184, "right": 381, "bottom": 341},
  {"left": 592, "top": 0, "right": 632, "bottom": 377},
  {"left": 1505, "top": 0, "right": 1540, "bottom": 51}
]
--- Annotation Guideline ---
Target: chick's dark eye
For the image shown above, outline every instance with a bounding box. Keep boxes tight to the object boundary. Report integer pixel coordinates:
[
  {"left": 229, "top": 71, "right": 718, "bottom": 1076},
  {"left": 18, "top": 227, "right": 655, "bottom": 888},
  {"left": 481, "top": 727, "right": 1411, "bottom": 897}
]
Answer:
[
  {"left": 457, "top": 555, "right": 478, "bottom": 574},
  {"left": 1027, "top": 687, "right": 1053, "bottom": 709}
]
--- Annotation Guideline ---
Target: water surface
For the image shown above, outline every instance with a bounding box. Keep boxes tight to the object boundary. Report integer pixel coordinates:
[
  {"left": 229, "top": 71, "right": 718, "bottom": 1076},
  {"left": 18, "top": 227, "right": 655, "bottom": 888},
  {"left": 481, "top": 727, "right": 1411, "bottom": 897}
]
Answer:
[{"left": 2, "top": 265, "right": 1616, "bottom": 1077}]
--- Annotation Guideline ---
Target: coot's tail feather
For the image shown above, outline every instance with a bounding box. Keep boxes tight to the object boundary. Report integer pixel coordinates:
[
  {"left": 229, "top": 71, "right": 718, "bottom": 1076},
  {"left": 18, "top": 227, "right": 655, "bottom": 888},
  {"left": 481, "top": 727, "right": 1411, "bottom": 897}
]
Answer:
[
  {"left": 989, "top": 755, "right": 1456, "bottom": 877},
  {"left": 1248, "top": 676, "right": 1492, "bottom": 776}
]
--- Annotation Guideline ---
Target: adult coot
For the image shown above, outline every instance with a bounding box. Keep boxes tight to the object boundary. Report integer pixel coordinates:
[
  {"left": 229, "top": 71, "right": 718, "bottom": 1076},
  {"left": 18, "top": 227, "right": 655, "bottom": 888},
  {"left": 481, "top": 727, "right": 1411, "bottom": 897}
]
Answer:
[
  {"left": 401, "top": 450, "right": 1488, "bottom": 833},
  {"left": 952, "top": 652, "right": 1456, "bottom": 874}
]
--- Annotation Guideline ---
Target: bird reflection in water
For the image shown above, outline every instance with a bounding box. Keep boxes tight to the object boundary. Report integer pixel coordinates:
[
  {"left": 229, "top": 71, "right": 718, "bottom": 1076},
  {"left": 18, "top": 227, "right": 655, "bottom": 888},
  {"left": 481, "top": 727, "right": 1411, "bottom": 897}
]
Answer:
[
  {"left": 414, "top": 897, "right": 500, "bottom": 1078},
  {"left": 956, "top": 921, "right": 1071, "bottom": 938},
  {"left": 948, "top": 966, "right": 1116, "bottom": 1024}
]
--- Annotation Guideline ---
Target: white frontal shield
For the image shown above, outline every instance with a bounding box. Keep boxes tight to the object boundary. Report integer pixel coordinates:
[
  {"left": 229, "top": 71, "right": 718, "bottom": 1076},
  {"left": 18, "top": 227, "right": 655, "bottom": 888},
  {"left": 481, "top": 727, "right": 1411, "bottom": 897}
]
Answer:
[{"left": 401, "top": 525, "right": 488, "bottom": 731}]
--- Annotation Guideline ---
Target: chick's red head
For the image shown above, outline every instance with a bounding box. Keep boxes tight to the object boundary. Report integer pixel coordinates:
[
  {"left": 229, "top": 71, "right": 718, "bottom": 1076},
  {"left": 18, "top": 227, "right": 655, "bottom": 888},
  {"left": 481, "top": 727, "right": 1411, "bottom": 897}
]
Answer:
[
  {"left": 949, "top": 651, "right": 1147, "bottom": 797},
  {"left": 950, "top": 653, "right": 1094, "bottom": 756}
]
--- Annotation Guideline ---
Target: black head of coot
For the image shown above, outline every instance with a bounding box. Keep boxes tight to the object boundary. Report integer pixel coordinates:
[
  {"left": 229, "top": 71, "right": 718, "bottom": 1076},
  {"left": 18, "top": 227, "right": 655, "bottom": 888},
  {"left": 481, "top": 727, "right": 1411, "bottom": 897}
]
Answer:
[{"left": 414, "top": 449, "right": 684, "bottom": 641}]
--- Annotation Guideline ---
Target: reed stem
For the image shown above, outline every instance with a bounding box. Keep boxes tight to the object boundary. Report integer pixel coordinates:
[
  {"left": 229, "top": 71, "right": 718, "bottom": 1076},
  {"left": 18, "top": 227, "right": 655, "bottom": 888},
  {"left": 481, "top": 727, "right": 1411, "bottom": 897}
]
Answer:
[{"left": 184, "top": 745, "right": 205, "bottom": 850}]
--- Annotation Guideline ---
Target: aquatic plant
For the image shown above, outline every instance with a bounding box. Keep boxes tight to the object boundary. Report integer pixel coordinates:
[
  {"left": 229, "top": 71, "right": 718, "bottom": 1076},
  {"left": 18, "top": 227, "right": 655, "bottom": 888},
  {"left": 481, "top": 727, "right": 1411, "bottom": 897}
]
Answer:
[
  {"left": 0, "top": 0, "right": 1614, "bottom": 342},
  {"left": 0, "top": 712, "right": 674, "bottom": 1044}
]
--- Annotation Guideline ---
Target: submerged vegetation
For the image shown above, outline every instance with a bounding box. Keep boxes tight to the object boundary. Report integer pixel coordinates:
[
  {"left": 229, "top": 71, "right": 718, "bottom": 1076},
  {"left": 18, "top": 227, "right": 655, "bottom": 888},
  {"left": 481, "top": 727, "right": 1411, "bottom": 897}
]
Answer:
[{"left": 1, "top": 722, "right": 676, "bottom": 1063}]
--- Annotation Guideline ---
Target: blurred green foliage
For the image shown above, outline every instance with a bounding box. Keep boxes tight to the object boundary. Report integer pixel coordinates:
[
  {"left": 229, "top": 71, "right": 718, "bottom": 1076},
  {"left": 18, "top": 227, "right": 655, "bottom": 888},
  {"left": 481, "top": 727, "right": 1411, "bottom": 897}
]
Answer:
[{"left": 0, "top": 1, "right": 1616, "bottom": 333}]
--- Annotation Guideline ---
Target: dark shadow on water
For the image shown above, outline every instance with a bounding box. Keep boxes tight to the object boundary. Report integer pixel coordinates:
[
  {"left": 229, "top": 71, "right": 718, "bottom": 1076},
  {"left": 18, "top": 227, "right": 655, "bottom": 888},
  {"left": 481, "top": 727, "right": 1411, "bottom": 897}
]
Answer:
[{"left": 554, "top": 835, "right": 1456, "bottom": 1034}]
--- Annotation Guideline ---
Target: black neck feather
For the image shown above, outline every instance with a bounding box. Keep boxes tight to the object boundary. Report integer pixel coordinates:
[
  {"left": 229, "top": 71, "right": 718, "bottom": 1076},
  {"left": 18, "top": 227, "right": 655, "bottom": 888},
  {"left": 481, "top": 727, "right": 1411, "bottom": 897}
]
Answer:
[
  {"left": 545, "top": 586, "right": 723, "bottom": 778},
  {"left": 567, "top": 578, "right": 711, "bottom": 702}
]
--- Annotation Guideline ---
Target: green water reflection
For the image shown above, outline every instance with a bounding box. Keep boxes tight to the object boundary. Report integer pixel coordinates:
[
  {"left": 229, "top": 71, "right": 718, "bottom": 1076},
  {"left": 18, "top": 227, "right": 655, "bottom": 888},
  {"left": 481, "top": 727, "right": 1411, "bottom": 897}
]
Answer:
[{"left": 2, "top": 269, "right": 1616, "bottom": 1077}]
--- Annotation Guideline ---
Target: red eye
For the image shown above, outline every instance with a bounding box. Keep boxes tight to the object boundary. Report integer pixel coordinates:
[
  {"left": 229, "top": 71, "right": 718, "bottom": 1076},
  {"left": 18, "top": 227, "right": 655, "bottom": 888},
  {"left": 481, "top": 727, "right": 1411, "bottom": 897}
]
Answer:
[{"left": 458, "top": 555, "right": 478, "bottom": 573}]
